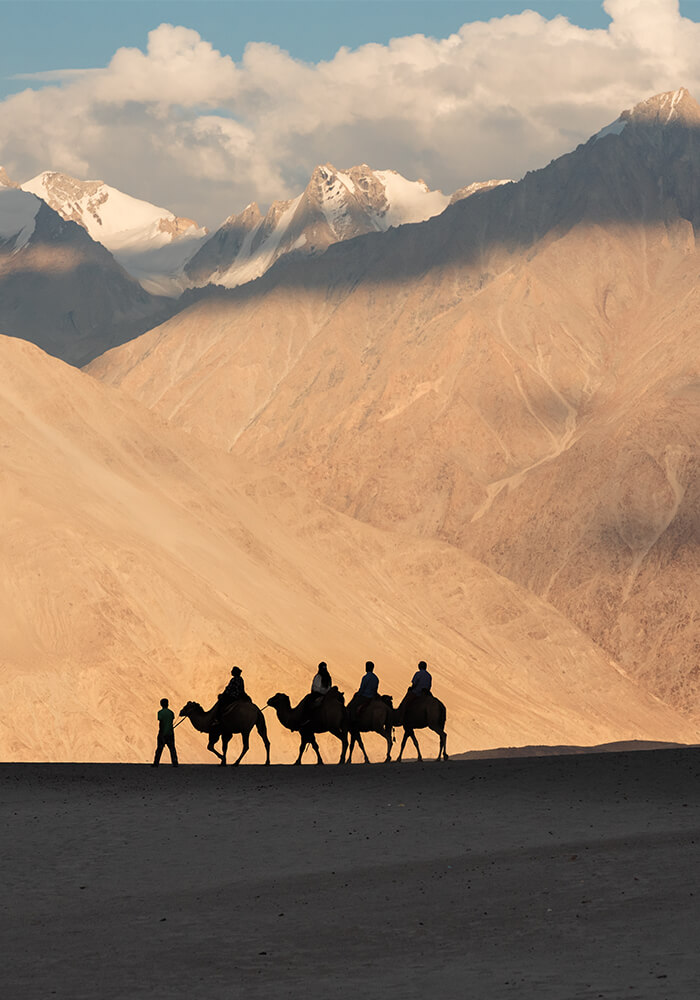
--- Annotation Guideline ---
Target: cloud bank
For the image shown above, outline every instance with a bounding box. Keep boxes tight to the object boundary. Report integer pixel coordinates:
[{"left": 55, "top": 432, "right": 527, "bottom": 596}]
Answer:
[{"left": 1, "top": 0, "right": 698, "bottom": 227}]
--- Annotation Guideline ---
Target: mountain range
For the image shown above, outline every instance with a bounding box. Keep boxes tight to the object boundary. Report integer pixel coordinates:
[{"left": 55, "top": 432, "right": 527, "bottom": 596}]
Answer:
[
  {"left": 1, "top": 87, "right": 698, "bottom": 761},
  {"left": 0, "top": 161, "right": 496, "bottom": 363},
  {"left": 5, "top": 162, "right": 486, "bottom": 298}
]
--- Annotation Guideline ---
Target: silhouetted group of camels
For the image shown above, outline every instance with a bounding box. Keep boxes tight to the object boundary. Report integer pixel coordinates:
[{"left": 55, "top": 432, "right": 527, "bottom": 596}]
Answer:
[{"left": 179, "top": 686, "right": 448, "bottom": 766}]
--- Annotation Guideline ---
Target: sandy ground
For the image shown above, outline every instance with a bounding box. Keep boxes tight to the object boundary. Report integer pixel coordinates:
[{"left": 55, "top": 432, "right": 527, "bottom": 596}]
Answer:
[{"left": 3, "top": 750, "right": 700, "bottom": 999}]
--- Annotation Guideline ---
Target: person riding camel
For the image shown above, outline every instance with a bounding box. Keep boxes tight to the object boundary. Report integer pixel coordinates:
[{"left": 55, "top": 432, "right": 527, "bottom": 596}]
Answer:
[
  {"left": 410, "top": 660, "right": 432, "bottom": 698},
  {"left": 298, "top": 661, "right": 333, "bottom": 726},
  {"left": 353, "top": 660, "right": 379, "bottom": 715},
  {"left": 213, "top": 666, "right": 250, "bottom": 728}
]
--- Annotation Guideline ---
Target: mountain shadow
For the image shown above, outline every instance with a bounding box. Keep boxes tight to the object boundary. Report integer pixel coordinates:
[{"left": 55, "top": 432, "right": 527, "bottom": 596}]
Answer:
[
  {"left": 0, "top": 201, "right": 177, "bottom": 367},
  {"left": 181, "top": 88, "right": 700, "bottom": 308}
]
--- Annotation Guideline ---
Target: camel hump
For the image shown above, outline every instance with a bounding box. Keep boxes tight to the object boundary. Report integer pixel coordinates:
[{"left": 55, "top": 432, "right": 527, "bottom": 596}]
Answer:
[{"left": 222, "top": 698, "right": 254, "bottom": 719}]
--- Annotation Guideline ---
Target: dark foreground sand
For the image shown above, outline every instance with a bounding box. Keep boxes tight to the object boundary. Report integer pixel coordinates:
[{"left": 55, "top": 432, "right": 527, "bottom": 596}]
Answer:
[{"left": 3, "top": 750, "right": 700, "bottom": 999}]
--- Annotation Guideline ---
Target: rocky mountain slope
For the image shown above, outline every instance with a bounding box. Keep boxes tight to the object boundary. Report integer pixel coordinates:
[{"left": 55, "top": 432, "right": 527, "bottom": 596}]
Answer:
[
  {"left": 184, "top": 164, "right": 453, "bottom": 288},
  {"left": 21, "top": 171, "right": 208, "bottom": 297},
  {"left": 4, "top": 333, "right": 689, "bottom": 762},
  {"left": 88, "top": 88, "right": 700, "bottom": 720},
  {"left": 0, "top": 178, "right": 174, "bottom": 366}
]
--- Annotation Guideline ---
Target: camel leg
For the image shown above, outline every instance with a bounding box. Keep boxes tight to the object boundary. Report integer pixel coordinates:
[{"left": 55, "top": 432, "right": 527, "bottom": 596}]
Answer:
[
  {"left": 207, "top": 739, "right": 224, "bottom": 762},
  {"left": 383, "top": 727, "right": 392, "bottom": 763},
  {"left": 310, "top": 734, "right": 324, "bottom": 765},
  {"left": 232, "top": 731, "right": 250, "bottom": 766},
  {"left": 335, "top": 729, "right": 348, "bottom": 765},
  {"left": 219, "top": 735, "right": 230, "bottom": 766},
  {"left": 410, "top": 731, "right": 422, "bottom": 761},
  {"left": 347, "top": 732, "right": 356, "bottom": 763},
  {"left": 255, "top": 713, "right": 271, "bottom": 765},
  {"left": 294, "top": 734, "right": 308, "bottom": 765},
  {"left": 355, "top": 732, "right": 370, "bottom": 764},
  {"left": 429, "top": 724, "right": 448, "bottom": 761},
  {"left": 397, "top": 729, "right": 410, "bottom": 762}
]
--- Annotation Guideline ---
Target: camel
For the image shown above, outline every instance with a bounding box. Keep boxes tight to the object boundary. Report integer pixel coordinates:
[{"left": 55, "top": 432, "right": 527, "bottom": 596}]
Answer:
[
  {"left": 266, "top": 689, "right": 348, "bottom": 764},
  {"left": 179, "top": 700, "right": 271, "bottom": 766},
  {"left": 346, "top": 694, "right": 394, "bottom": 763},
  {"left": 393, "top": 690, "right": 448, "bottom": 761}
]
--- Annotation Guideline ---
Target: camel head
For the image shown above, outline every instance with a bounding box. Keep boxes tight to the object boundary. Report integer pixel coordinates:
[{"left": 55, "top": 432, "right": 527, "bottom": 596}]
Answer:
[
  {"left": 179, "top": 701, "right": 202, "bottom": 718},
  {"left": 266, "top": 693, "right": 290, "bottom": 711}
]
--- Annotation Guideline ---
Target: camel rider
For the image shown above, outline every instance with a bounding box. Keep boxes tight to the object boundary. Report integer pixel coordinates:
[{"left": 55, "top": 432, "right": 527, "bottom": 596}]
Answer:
[
  {"left": 355, "top": 660, "right": 379, "bottom": 714},
  {"left": 214, "top": 666, "right": 250, "bottom": 726},
  {"left": 299, "top": 662, "right": 333, "bottom": 726},
  {"left": 410, "top": 660, "right": 432, "bottom": 697},
  {"left": 311, "top": 661, "right": 332, "bottom": 697}
]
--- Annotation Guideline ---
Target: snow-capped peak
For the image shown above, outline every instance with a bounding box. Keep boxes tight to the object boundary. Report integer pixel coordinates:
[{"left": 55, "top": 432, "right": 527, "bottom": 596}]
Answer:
[
  {"left": 449, "top": 178, "right": 512, "bottom": 205},
  {"left": 185, "top": 163, "right": 453, "bottom": 290},
  {"left": 20, "top": 171, "right": 208, "bottom": 296},
  {"left": 626, "top": 87, "right": 700, "bottom": 127},
  {"left": 593, "top": 88, "right": 700, "bottom": 143},
  {"left": 21, "top": 171, "right": 205, "bottom": 252}
]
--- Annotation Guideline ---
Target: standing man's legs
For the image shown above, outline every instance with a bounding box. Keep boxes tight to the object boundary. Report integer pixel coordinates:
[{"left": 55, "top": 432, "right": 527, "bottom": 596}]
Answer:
[
  {"left": 152, "top": 736, "right": 165, "bottom": 766},
  {"left": 166, "top": 736, "right": 179, "bottom": 766}
]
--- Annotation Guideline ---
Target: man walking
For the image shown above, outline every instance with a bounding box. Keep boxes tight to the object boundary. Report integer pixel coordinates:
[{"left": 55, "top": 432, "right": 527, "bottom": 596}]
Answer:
[{"left": 152, "top": 697, "right": 179, "bottom": 767}]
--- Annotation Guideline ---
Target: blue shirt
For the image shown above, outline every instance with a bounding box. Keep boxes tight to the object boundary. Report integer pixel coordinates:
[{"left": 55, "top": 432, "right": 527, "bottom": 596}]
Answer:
[
  {"left": 412, "top": 669, "right": 432, "bottom": 693},
  {"left": 358, "top": 672, "right": 379, "bottom": 698}
]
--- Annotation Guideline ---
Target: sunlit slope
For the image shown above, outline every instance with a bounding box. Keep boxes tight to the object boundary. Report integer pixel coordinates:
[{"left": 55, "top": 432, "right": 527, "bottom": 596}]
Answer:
[
  {"left": 1, "top": 336, "right": 693, "bottom": 761},
  {"left": 87, "top": 92, "right": 700, "bottom": 716}
]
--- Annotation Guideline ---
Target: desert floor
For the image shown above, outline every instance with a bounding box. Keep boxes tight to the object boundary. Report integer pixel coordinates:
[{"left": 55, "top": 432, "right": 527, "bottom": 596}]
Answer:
[{"left": 4, "top": 749, "right": 700, "bottom": 999}]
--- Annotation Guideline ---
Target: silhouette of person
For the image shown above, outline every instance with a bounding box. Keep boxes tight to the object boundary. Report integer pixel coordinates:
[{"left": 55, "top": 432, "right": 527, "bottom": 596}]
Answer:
[
  {"left": 298, "top": 661, "right": 333, "bottom": 726},
  {"left": 220, "top": 666, "right": 248, "bottom": 704},
  {"left": 152, "top": 698, "right": 179, "bottom": 767},
  {"left": 355, "top": 660, "right": 379, "bottom": 714},
  {"left": 411, "top": 660, "right": 432, "bottom": 696},
  {"left": 311, "top": 661, "right": 332, "bottom": 696},
  {"left": 213, "top": 666, "right": 250, "bottom": 727}
]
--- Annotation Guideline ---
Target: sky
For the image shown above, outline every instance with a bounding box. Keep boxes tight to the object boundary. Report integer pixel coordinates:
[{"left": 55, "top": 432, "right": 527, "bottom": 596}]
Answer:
[{"left": 2, "top": 0, "right": 700, "bottom": 227}]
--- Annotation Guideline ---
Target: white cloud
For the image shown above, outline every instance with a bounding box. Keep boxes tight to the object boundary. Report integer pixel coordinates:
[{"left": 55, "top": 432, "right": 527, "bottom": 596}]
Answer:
[{"left": 0, "top": 1, "right": 698, "bottom": 227}]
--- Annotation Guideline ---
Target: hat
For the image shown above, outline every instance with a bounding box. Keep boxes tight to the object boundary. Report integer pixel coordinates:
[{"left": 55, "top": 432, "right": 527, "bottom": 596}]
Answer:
[{"left": 231, "top": 666, "right": 242, "bottom": 675}]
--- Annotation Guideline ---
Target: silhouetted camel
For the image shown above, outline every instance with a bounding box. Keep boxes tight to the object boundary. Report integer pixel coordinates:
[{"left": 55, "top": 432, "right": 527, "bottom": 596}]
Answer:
[
  {"left": 394, "top": 690, "right": 448, "bottom": 761},
  {"left": 266, "top": 689, "right": 348, "bottom": 764},
  {"left": 179, "top": 700, "right": 271, "bottom": 765},
  {"left": 346, "top": 694, "right": 394, "bottom": 763}
]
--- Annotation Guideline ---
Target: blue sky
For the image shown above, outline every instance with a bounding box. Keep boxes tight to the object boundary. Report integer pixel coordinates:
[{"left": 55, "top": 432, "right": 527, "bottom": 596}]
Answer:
[
  {"left": 1, "top": 1, "right": 699, "bottom": 224},
  {"left": 0, "top": 2, "right": 635, "bottom": 99}
]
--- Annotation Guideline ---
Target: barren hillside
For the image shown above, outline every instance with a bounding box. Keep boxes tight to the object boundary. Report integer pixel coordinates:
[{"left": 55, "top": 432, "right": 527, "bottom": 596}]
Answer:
[
  {"left": 1, "top": 334, "right": 693, "bottom": 762},
  {"left": 87, "top": 91, "right": 700, "bottom": 718}
]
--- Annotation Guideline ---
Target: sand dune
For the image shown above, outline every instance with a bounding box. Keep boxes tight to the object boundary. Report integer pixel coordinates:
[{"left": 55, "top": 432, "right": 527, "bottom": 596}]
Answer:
[{"left": 0, "top": 334, "right": 693, "bottom": 762}]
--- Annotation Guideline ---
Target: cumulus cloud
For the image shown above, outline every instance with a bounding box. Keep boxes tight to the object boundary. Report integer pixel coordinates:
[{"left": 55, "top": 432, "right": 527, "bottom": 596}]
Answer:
[{"left": 0, "top": 0, "right": 698, "bottom": 227}]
